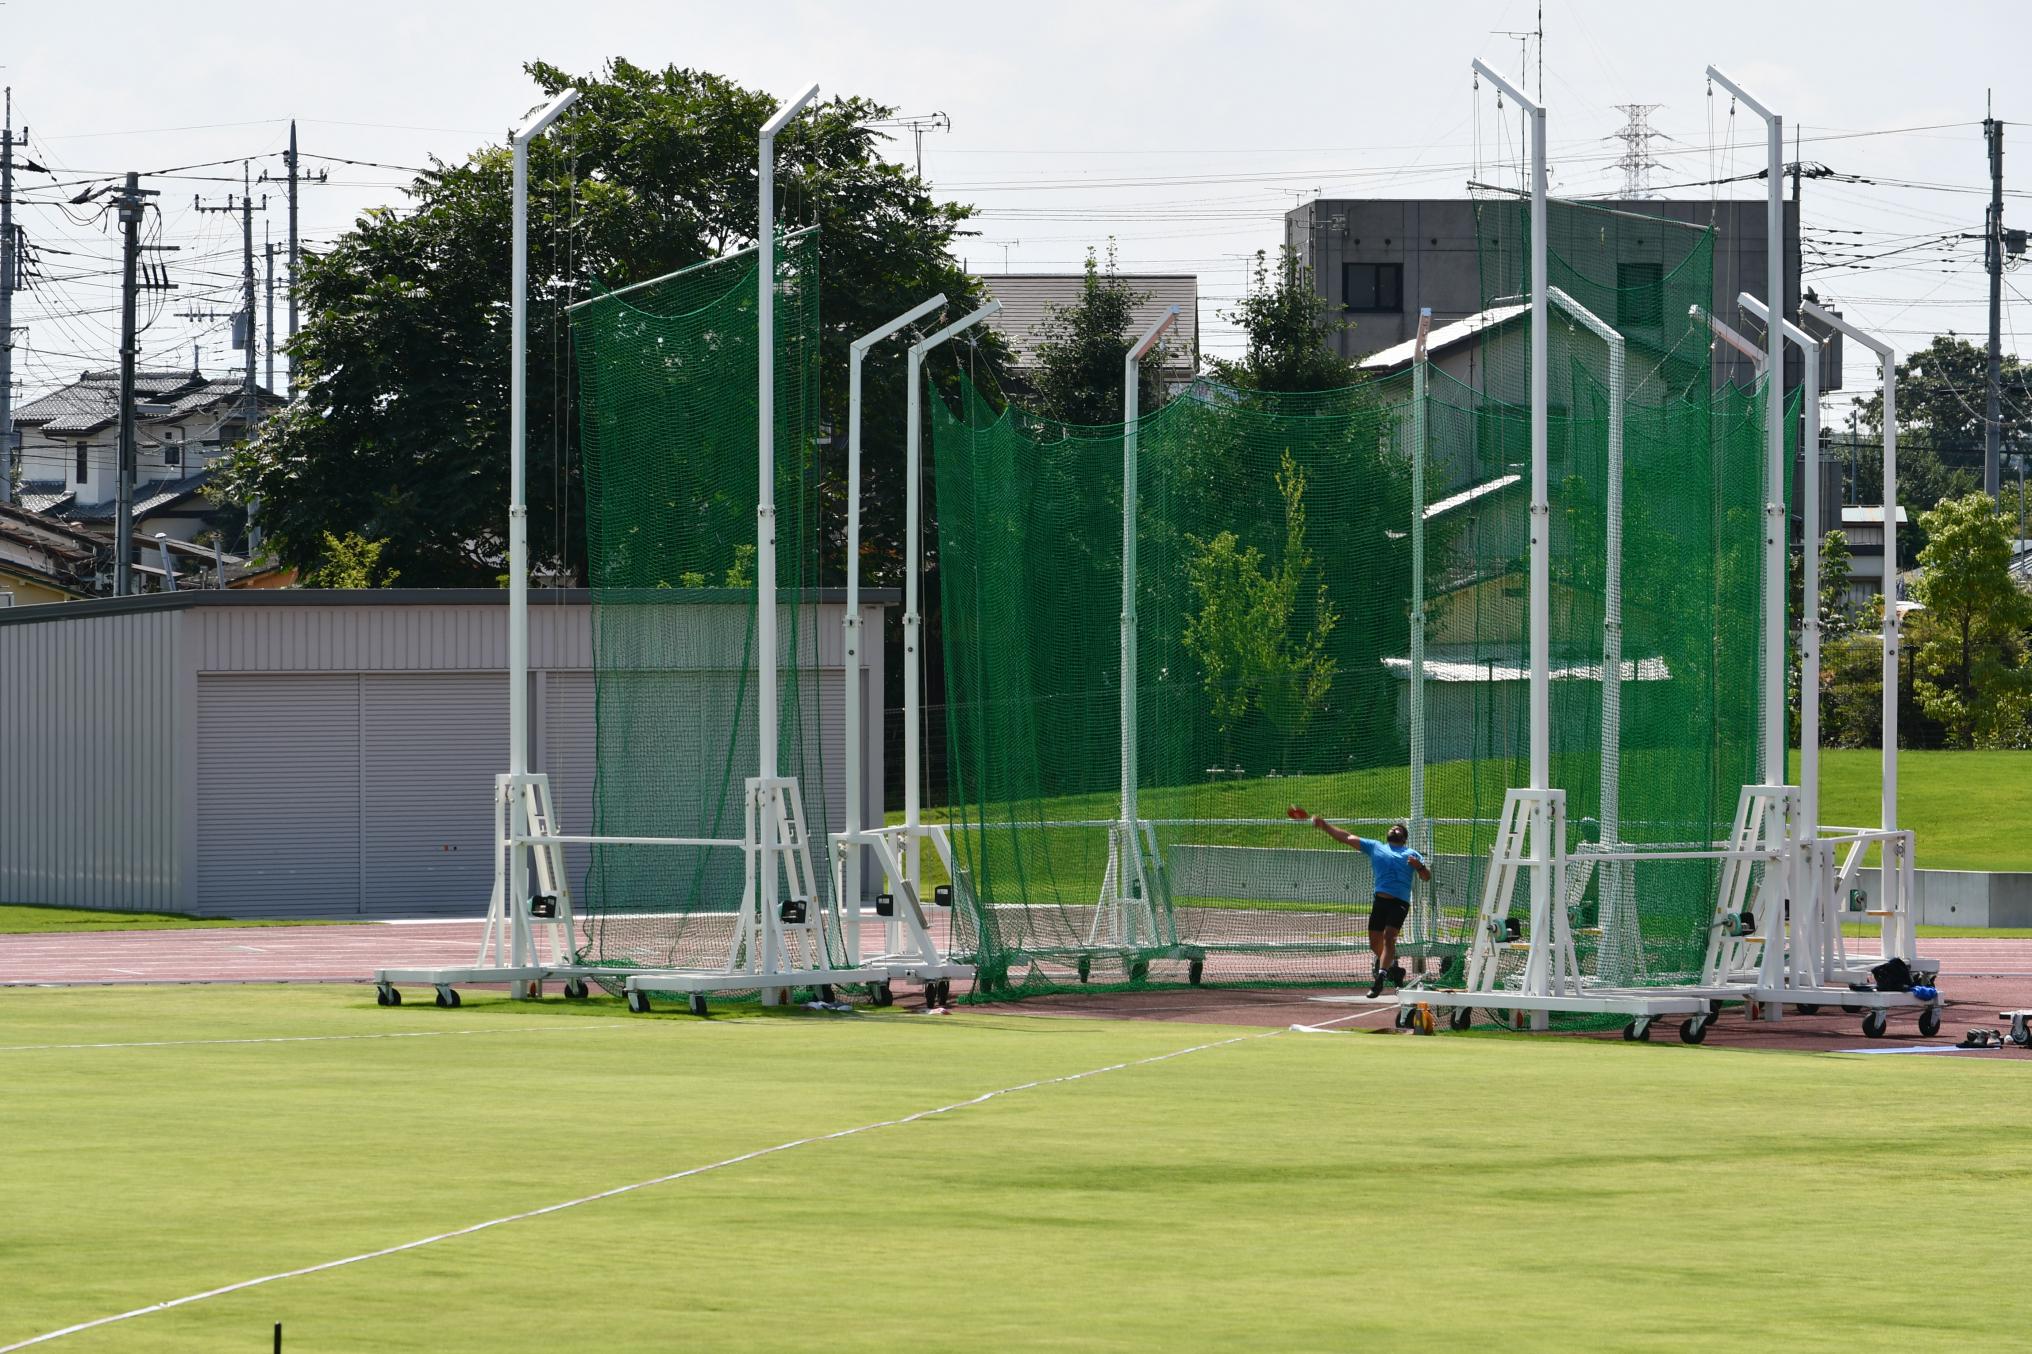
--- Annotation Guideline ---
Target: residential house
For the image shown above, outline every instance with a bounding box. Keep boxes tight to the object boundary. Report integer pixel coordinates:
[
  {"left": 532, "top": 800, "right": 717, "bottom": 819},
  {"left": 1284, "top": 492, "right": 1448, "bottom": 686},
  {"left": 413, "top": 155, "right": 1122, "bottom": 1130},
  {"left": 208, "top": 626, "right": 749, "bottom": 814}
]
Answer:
[
  {"left": 0, "top": 505, "right": 99, "bottom": 605},
  {"left": 1840, "top": 504, "right": 1910, "bottom": 609},
  {"left": 974, "top": 273, "right": 1200, "bottom": 386},
  {"left": 14, "top": 366, "right": 276, "bottom": 550}
]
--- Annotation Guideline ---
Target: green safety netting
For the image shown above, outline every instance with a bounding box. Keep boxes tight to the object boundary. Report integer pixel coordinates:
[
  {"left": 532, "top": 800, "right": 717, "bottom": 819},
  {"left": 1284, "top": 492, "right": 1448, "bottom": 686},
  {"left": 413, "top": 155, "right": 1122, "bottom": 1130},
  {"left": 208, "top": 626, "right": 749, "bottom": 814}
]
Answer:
[
  {"left": 931, "top": 197, "right": 1788, "bottom": 1000},
  {"left": 567, "top": 231, "right": 842, "bottom": 980}
]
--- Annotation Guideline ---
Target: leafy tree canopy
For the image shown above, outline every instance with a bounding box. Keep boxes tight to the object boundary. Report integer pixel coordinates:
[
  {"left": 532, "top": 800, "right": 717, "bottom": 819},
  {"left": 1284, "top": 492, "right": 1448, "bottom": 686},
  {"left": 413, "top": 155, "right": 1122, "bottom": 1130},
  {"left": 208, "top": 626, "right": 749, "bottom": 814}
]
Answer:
[
  {"left": 221, "top": 58, "right": 999, "bottom": 585},
  {"left": 1025, "top": 244, "right": 1163, "bottom": 426}
]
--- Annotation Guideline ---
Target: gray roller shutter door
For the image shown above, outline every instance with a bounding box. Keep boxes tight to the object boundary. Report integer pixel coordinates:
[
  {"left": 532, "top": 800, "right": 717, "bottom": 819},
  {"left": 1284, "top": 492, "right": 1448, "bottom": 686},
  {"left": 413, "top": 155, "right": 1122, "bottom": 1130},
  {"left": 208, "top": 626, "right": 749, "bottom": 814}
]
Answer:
[
  {"left": 195, "top": 674, "right": 363, "bottom": 917},
  {"left": 361, "top": 674, "right": 506, "bottom": 916}
]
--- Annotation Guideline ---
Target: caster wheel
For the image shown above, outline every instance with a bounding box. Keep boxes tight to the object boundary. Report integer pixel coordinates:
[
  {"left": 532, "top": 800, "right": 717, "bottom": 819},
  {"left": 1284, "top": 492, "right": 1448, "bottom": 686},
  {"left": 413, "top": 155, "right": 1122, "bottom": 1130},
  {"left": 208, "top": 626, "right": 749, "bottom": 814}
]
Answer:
[
  {"left": 687, "top": 993, "right": 709, "bottom": 1018},
  {"left": 1188, "top": 959, "right": 1205, "bottom": 986},
  {"left": 563, "top": 979, "right": 589, "bottom": 1000},
  {"left": 871, "top": 982, "right": 894, "bottom": 1008},
  {"left": 1679, "top": 1017, "right": 1708, "bottom": 1045},
  {"left": 625, "top": 990, "right": 650, "bottom": 1014},
  {"left": 434, "top": 986, "right": 460, "bottom": 1009},
  {"left": 2010, "top": 1018, "right": 2032, "bottom": 1049},
  {"left": 1129, "top": 959, "right": 1150, "bottom": 983},
  {"left": 1624, "top": 1018, "right": 1652, "bottom": 1042},
  {"left": 1394, "top": 1006, "right": 1412, "bottom": 1030},
  {"left": 1450, "top": 1006, "right": 1473, "bottom": 1031},
  {"left": 1918, "top": 1007, "right": 1941, "bottom": 1038},
  {"left": 1842, "top": 1004, "right": 1863, "bottom": 1016},
  {"left": 1076, "top": 957, "right": 1092, "bottom": 984},
  {"left": 1862, "top": 1010, "right": 1889, "bottom": 1039},
  {"left": 1796, "top": 1003, "right": 1820, "bottom": 1015},
  {"left": 925, "top": 980, "right": 949, "bottom": 1009},
  {"left": 1708, "top": 999, "right": 1724, "bottom": 1017},
  {"left": 818, "top": 985, "right": 837, "bottom": 1004},
  {"left": 375, "top": 985, "right": 395, "bottom": 1007}
]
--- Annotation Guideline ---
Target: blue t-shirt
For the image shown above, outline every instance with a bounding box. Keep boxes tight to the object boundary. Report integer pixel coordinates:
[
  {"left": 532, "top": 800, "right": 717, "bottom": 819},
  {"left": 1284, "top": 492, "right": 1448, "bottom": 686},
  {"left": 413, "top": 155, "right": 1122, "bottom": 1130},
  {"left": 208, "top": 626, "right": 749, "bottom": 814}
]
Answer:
[{"left": 1358, "top": 838, "right": 1424, "bottom": 902}]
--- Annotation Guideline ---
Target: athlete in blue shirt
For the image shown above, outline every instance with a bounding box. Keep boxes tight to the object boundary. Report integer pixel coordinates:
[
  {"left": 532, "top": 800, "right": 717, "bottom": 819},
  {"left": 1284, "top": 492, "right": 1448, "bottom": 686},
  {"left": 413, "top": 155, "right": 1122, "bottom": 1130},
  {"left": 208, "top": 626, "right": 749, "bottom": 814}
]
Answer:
[{"left": 1289, "top": 805, "right": 1431, "bottom": 997}]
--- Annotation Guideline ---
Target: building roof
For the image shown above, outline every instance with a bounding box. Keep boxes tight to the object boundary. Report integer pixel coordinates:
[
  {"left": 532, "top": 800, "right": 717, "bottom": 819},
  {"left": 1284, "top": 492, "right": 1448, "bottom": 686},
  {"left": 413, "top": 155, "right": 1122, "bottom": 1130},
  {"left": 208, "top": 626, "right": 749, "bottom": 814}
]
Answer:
[
  {"left": 0, "top": 502, "right": 101, "bottom": 597},
  {"left": 1358, "top": 304, "right": 1526, "bottom": 373},
  {"left": 1382, "top": 654, "right": 1671, "bottom": 683},
  {"left": 1841, "top": 505, "right": 1910, "bottom": 526},
  {"left": 48, "top": 470, "right": 216, "bottom": 526},
  {"left": 975, "top": 273, "right": 1199, "bottom": 374},
  {"left": 15, "top": 368, "right": 276, "bottom": 439}
]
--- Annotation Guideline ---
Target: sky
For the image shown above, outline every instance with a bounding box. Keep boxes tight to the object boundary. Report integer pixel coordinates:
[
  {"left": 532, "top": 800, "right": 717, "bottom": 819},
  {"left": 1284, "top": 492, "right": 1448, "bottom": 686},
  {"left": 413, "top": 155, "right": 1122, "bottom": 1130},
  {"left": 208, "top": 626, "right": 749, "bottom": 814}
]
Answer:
[{"left": 5, "top": 0, "right": 2029, "bottom": 441}]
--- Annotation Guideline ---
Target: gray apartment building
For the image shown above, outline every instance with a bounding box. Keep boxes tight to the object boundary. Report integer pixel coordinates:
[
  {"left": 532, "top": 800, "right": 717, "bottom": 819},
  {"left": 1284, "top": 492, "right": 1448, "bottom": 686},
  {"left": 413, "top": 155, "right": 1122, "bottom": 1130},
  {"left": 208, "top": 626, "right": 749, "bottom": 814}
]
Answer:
[{"left": 1283, "top": 197, "right": 1836, "bottom": 394}]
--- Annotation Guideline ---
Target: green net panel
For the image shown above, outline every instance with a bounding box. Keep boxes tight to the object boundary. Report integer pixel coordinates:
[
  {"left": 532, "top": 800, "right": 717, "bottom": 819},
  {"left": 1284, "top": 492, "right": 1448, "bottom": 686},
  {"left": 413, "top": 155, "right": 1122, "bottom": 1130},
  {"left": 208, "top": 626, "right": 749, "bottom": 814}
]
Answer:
[
  {"left": 932, "top": 198, "right": 1784, "bottom": 999},
  {"left": 567, "top": 231, "right": 839, "bottom": 980}
]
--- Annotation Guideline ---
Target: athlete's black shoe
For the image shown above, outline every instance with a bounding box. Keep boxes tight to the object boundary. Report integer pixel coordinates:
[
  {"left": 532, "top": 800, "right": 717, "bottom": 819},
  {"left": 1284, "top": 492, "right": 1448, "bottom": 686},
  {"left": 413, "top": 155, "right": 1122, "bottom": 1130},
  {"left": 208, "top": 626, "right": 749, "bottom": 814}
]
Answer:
[
  {"left": 1388, "top": 965, "right": 1408, "bottom": 988},
  {"left": 1367, "top": 969, "right": 1386, "bottom": 999}
]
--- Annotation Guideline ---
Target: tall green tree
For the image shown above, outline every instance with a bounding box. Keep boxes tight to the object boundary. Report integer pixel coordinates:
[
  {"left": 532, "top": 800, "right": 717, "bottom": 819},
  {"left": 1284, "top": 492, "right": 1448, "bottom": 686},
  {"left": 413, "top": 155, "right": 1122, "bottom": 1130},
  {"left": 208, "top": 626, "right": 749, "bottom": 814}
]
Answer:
[
  {"left": 1849, "top": 334, "right": 2027, "bottom": 553},
  {"left": 221, "top": 59, "right": 999, "bottom": 585},
  {"left": 1209, "top": 247, "right": 1356, "bottom": 393},
  {"left": 1025, "top": 244, "right": 1160, "bottom": 426},
  {"left": 1908, "top": 491, "right": 2032, "bottom": 747}
]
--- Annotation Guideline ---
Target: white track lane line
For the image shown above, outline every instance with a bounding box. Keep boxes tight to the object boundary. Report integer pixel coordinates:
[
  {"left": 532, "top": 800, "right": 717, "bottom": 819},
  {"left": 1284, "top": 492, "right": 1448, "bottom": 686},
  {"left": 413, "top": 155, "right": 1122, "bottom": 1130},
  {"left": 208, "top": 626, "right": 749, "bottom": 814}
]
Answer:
[
  {"left": 1292, "top": 1005, "right": 1401, "bottom": 1033},
  {"left": 0, "top": 1029, "right": 1275, "bottom": 1351},
  {"left": 0, "top": 1026, "right": 633, "bottom": 1054}
]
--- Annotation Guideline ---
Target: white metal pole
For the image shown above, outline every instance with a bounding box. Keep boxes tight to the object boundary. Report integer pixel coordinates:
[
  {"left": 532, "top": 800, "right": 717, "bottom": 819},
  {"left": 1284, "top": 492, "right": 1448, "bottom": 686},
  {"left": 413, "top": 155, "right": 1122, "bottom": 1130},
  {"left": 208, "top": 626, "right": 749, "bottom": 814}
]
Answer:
[
  {"left": 756, "top": 82, "right": 819, "bottom": 788},
  {"left": 1410, "top": 310, "right": 1431, "bottom": 855},
  {"left": 904, "top": 299, "right": 1002, "bottom": 892},
  {"left": 844, "top": 294, "right": 945, "bottom": 918},
  {"left": 1708, "top": 67, "right": 1787, "bottom": 788},
  {"left": 1476, "top": 59, "right": 1550, "bottom": 1019},
  {"left": 1692, "top": 304, "right": 1770, "bottom": 376},
  {"left": 507, "top": 88, "right": 578, "bottom": 981},
  {"left": 508, "top": 87, "right": 579, "bottom": 783},
  {"left": 1803, "top": 302, "right": 1897, "bottom": 839},
  {"left": 1740, "top": 293, "right": 1821, "bottom": 830},
  {"left": 1120, "top": 306, "right": 1179, "bottom": 925},
  {"left": 1546, "top": 287, "right": 1626, "bottom": 980}
]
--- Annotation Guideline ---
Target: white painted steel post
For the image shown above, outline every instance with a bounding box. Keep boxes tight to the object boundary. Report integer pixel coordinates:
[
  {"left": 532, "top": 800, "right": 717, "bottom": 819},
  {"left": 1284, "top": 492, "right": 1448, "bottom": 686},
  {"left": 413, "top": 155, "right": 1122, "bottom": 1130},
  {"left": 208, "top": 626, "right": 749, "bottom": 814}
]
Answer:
[
  {"left": 507, "top": 87, "right": 579, "bottom": 980},
  {"left": 1693, "top": 304, "right": 1770, "bottom": 377},
  {"left": 1803, "top": 300, "right": 1901, "bottom": 952},
  {"left": 1707, "top": 67, "right": 1787, "bottom": 789},
  {"left": 1740, "top": 294, "right": 1821, "bottom": 830},
  {"left": 1120, "top": 306, "right": 1179, "bottom": 933},
  {"left": 1475, "top": 60, "right": 1550, "bottom": 1023},
  {"left": 755, "top": 82, "right": 819, "bottom": 789},
  {"left": 1745, "top": 293, "right": 1823, "bottom": 987},
  {"left": 843, "top": 293, "right": 946, "bottom": 934},
  {"left": 1546, "top": 287, "right": 1627, "bottom": 981},
  {"left": 1410, "top": 311, "right": 1431, "bottom": 857},
  {"left": 904, "top": 300, "right": 1002, "bottom": 893}
]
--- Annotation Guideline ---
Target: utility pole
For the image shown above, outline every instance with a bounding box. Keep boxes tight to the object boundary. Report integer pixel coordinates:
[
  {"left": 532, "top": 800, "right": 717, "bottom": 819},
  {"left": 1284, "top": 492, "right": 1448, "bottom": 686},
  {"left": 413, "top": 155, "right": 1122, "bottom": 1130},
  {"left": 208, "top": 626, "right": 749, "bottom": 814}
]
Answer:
[
  {"left": 1985, "top": 99, "right": 2005, "bottom": 497},
  {"left": 257, "top": 122, "right": 322, "bottom": 399},
  {"left": 195, "top": 165, "right": 266, "bottom": 414},
  {"left": 0, "top": 91, "right": 20, "bottom": 506},
  {"left": 263, "top": 228, "right": 276, "bottom": 394},
  {"left": 112, "top": 174, "right": 154, "bottom": 596},
  {"left": 286, "top": 122, "right": 298, "bottom": 398}
]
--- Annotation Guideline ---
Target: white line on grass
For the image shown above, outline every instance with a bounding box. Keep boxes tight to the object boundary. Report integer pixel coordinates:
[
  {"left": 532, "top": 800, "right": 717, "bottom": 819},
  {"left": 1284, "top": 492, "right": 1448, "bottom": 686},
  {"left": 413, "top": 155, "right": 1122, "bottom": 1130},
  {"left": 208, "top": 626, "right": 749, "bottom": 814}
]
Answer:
[
  {"left": 0, "top": 1029, "right": 1274, "bottom": 1351},
  {"left": 0, "top": 1026, "right": 632, "bottom": 1054}
]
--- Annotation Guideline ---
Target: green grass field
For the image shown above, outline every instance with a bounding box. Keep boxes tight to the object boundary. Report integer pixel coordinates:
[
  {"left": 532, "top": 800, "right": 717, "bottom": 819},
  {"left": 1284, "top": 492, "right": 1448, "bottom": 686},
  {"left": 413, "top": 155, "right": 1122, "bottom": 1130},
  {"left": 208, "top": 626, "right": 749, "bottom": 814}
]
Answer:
[
  {"left": 905, "top": 748, "right": 2032, "bottom": 877},
  {"left": 0, "top": 905, "right": 345, "bottom": 934},
  {"left": 7, "top": 985, "right": 2030, "bottom": 1353}
]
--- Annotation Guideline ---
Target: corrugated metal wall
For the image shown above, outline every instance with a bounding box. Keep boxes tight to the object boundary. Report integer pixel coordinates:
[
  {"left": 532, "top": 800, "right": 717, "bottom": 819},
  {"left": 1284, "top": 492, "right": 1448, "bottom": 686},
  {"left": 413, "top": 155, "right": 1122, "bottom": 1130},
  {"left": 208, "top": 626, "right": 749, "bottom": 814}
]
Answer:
[
  {"left": 0, "top": 593, "right": 888, "bottom": 919},
  {"left": 0, "top": 609, "right": 186, "bottom": 911}
]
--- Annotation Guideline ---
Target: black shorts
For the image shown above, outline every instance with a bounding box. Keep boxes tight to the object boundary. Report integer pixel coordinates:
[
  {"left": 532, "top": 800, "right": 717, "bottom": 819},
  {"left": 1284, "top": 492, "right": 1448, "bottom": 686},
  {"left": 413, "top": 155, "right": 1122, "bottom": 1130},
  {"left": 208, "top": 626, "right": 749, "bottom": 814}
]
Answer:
[{"left": 1369, "top": 893, "right": 1410, "bottom": 932}]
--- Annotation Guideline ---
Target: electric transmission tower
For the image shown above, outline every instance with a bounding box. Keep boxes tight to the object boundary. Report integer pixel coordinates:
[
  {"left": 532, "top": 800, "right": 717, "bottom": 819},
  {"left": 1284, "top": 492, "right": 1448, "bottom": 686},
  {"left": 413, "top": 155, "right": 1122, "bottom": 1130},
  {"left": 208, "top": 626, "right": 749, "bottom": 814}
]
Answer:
[{"left": 1612, "top": 103, "right": 1665, "bottom": 198}]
